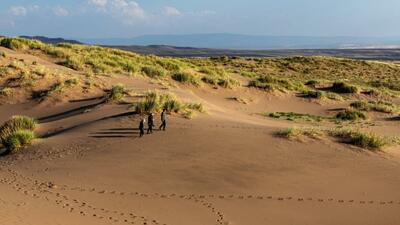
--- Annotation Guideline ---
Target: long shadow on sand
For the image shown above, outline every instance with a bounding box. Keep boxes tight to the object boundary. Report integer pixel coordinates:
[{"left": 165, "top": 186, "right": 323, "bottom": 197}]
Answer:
[
  {"left": 38, "top": 98, "right": 107, "bottom": 123},
  {"left": 41, "top": 111, "right": 137, "bottom": 138}
]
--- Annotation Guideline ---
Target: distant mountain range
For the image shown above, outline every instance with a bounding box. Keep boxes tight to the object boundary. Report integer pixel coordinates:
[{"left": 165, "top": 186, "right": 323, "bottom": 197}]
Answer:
[
  {"left": 80, "top": 34, "right": 400, "bottom": 50},
  {"left": 9, "top": 35, "right": 400, "bottom": 60},
  {"left": 20, "top": 36, "right": 82, "bottom": 45}
]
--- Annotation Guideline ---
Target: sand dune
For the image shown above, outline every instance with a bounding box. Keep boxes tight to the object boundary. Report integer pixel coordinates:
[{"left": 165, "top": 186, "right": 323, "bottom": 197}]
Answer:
[{"left": 1, "top": 39, "right": 400, "bottom": 225}]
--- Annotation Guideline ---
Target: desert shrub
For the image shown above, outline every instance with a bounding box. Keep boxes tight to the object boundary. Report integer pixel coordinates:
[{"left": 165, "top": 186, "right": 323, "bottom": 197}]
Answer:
[
  {"left": 329, "top": 129, "right": 387, "bottom": 151},
  {"left": 156, "top": 60, "right": 181, "bottom": 71},
  {"left": 368, "top": 80, "right": 400, "bottom": 92},
  {"left": 186, "top": 103, "right": 205, "bottom": 113},
  {"left": 276, "top": 128, "right": 301, "bottom": 138},
  {"left": 172, "top": 72, "right": 201, "bottom": 86},
  {"left": 0, "top": 51, "right": 5, "bottom": 58},
  {"left": 2, "top": 130, "right": 35, "bottom": 152},
  {"left": 267, "top": 112, "right": 326, "bottom": 122},
  {"left": 275, "top": 127, "right": 323, "bottom": 139},
  {"left": 335, "top": 109, "right": 367, "bottom": 121},
  {"left": 0, "top": 116, "right": 37, "bottom": 153},
  {"left": 331, "top": 81, "right": 359, "bottom": 94},
  {"left": 135, "top": 91, "right": 204, "bottom": 117},
  {"left": 141, "top": 66, "right": 166, "bottom": 78},
  {"left": 350, "top": 100, "right": 398, "bottom": 114},
  {"left": 0, "top": 87, "right": 13, "bottom": 96},
  {"left": 61, "top": 56, "right": 84, "bottom": 70},
  {"left": 249, "top": 75, "right": 306, "bottom": 92},
  {"left": 107, "top": 85, "right": 125, "bottom": 102},
  {"left": 302, "top": 90, "right": 324, "bottom": 99},
  {"left": 305, "top": 80, "right": 319, "bottom": 86},
  {"left": 136, "top": 92, "right": 184, "bottom": 113},
  {"left": 0, "top": 38, "right": 25, "bottom": 50}
]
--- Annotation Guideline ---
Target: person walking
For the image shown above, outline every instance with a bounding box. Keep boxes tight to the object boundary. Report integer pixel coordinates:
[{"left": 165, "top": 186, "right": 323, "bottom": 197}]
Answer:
[
  {"left": 147, "top": 113, "right": 154, "bottom": 134},
  {"left": 139, "top": 118, "right": 145, "bottom": 137},
  {"left": 159, "top": 109, "right": 167, "bottom": 131}
]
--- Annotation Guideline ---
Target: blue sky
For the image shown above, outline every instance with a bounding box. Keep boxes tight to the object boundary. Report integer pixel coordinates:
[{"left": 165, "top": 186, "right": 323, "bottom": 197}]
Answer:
[{"left": 0, "top": 0, "right": 399, "bottom": 38}]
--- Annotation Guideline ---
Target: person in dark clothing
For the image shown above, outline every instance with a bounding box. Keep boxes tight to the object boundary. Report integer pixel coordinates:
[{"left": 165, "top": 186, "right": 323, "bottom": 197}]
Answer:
[
  {"left": 139, "top": 118, "right": 145, "bottom": 137},
  {"left": 147, "top": 113, "right": 154, "bottom": 134},
  {"left": 159, "top": 109, "right": 167, "bottom": 131}
]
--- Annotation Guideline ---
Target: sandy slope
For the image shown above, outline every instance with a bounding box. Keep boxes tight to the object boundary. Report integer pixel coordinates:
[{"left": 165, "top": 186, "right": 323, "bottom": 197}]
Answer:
[{"left": 1, "top": 50, "right": 400, "bottom": 225}]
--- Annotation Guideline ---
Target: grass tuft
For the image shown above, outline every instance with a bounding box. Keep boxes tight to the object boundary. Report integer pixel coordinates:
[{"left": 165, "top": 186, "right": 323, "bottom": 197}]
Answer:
[
  {"left": 335, "top": 109, "right": 367, "bottom": 121},
  {"left": 0, "top": 116, "right": 37, "bottom": 153},
  {"left": 330, "top": 81, "right": 359, "bottom": 94},
  {"left": 107, "top": 85, "right": 125, "bottom": 103},
  {"left": 171, "top": 71, "right": 201, "bottom": 86},
  {"left": 329, "top": 129, "right": 387, "bottom": 151}
]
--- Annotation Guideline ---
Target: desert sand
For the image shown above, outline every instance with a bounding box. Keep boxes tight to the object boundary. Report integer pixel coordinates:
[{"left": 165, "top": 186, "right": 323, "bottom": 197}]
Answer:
[{"left": 1, "top": 44, "right": 400, "bottom": 225}]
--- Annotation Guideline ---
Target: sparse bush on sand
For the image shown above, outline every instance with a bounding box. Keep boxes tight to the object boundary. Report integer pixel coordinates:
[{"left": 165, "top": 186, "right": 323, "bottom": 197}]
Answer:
[
  {"left": 335, "top": 109, "right": 367, "bottom": 121},
  {"left": 106, "top": 85, "right": 125, "bottom": 103},
  {"left": 330, "top": 81, "right": 359, "bottom": 94},
  {"left": 275, "top": 127, "right": 323, "bottom": 139},
  {"left": 350, "top": 100, "right": 398, "bottom": 114},
  {"left": 329, "top": 129, "right": 387, "bottom": 151},
  {"left": 171, "top": 71, "right": 201, "bottom": 86},
  {"left": 141, "top": 66, "right": 167, "bottom": 78},
  {"left": 276, "top": 126, "right": 391, "bottom": 151},
  {"left": 0, "top": 116, "right": 37, "bottom": 154},
  {"left": 135, "top": 91, "right": 205, "bottom": 119}
]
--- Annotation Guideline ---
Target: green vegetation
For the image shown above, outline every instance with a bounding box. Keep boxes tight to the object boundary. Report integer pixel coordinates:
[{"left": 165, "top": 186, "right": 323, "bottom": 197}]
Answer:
[
  {"left": 33, "top": 78, "right": 79, "bottom": 99},
  {"left": 267, "top": 112, "right": 326, "bottom": 122},
  {"left": 329, "top": 129, "right": 387, "bottom": 151},
  {"left": 0, "top": 116, "right": 37, "bottom": 153},
  {"left": 106, "top": 85, "right": 125, "bottom": 103},
  {"left": 330, "top": 81, "right": 360, "bottom": 94},
  {"left": 141, "top": 66, "right": 167, "bottom": 78},
  {"left": 2, "top": 130, "right": 35, "bottom": 152},
  {"left": 2, "top": 37, "right": 400, "bottom": 103},
  {"left": 277, "top": 126, "right": 393, "bottom": 151},
  {"left": 350, "top": 100, "right": 399, "bottom": 114},
  {"left": 0, "top": 51, "right": 5, "bottom": 58},
  {"left": 135, "top": 91, "right": 205, "bottom": 118},
  {"left": 171, "top": 71, "right": 201, "bottom": 86},
  {"left": 0, "top": 87, "right": 13, "bottom": 96},
  {"left": 249, "top": 75, "right": 306, "bottom": 92},
  {"left": 335, "top": 109, "right": 367, "bottom": 121},
  {"left": 275, "top": 127, "right": 323, "bottom": 139}
]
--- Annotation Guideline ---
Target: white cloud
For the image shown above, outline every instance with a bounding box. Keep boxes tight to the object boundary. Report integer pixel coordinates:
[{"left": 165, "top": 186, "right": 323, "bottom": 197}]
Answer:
[
  {"left": 88, "top": 0, "right": 108, "bottom": 8},
  {"left": 89, "top": 0, "right": 146, "bottom": 24},
  {"left": 9, "top": 6, "right": 28, "bottom": 16},
  {"left": 163, "top": 6, "right": 182, "bottom": 17},
  {"left": 53, "top": 6, "right": 69, "bottom": 17},
  {"left": 9, "top": 5, "right": 39, "bottom": 16}
]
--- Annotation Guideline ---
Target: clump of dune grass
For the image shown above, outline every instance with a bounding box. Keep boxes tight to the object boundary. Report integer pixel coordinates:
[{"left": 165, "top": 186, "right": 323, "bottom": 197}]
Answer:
[
  {"left": 275, "top": 127, "right": 324, "bottom": 140},
  {"left": 0, "top": 87, "right": 13, "bottom": 96},
  {"left": 0, "top": 38, "right": 26, "bottom": 50},
  {"left": 335, "top": 109, "right": 367, "bottom": 121},
  {"left": 106, "top": 85, "right": 125, "bottom": 103},
  {"left": 329, "top": 129, "right": 388, "bottom": 151},
  {"left": 330, "top": 81, "right": 359, "bottom": 94},
  {"left": 171, "top": 71, "right": 201, "bottom": 86},
  {"left": 268, "top": 112, "right": 327, "bottom": 122},
  {"left": 350, "top": 100, "right": 398, "bottom": 114},
  {"left": 135, "top": 91, "right": 205, "bottom": 118},
  {"left": 0, "top": 116, "right": 37, "bottom": 153},
  {"left": 276, "top": 126, "right": 392, "bottom": 151},
  {"left": 249, "top": 75, "right": 307, "bottom": 92},
  {"left": 2, "top": 130, "right": 35, "bottom": 152},
  {"left": 141, "top": 66, "right": 167, "bottom": 78},
  {"left": 301, "top": 90, "right": 325, "bottom": 99}
]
